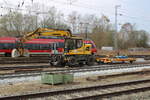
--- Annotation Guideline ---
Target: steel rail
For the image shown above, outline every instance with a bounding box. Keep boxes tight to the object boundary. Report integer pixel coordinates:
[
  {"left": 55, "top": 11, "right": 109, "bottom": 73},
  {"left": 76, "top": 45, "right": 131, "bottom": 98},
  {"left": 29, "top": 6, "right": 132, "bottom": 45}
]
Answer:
[
  {"left": 0, "top": 79, "right": 150, "bottom": 100},
  {"left": 70, "top": 86, "right": 150, "bottom": 100},
  {"left": 0, "top": 64, "right": 150, "bottom": 79}
]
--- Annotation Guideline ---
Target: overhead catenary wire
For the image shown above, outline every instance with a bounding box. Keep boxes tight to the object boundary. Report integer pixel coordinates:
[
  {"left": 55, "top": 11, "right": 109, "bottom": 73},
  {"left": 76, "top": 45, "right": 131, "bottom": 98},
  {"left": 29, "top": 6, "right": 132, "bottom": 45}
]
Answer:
[
  {"left": 119, "top": 8, "right": 150, "bottom": 20},
  {"left": 0, "top": 0, "right": 109, "bottom": 18},
  {"left": 1, "top": 0, "right": 150, "bottom": 20},
  {"left": 46, "top": 0, "right": 150, "bottom": 25},
  {"left": 0, "top": 0, "right": 150, "bottom": 30},
  {"left": 45, "top": 0, "right": 115, "bottom": 16}
]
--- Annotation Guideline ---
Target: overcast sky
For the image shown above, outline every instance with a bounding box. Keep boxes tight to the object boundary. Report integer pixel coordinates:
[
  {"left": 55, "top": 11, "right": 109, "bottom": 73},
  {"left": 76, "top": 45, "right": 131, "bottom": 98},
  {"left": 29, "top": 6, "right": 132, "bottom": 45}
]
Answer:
[{"left": 0, "top": 0, "right": 150, "bottom": 32}]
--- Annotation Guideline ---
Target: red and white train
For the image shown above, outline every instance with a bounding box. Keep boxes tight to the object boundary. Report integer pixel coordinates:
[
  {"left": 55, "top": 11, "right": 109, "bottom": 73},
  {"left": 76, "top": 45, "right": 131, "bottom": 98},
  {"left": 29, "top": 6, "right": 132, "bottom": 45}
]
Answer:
[
  {"left": 0, "top": 37, "right": 18, "bottom": 57},
  {"left": 0, "top": 37, "right": 97, "bottom": 57}
]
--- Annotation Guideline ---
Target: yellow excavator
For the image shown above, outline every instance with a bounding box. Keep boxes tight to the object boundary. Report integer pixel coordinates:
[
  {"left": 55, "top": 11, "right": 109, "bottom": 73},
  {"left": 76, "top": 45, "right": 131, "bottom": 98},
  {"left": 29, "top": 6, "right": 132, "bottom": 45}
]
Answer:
[
  {"left": 49, "top": 36, "right": 94, "bottom": 67},
  {"left": 12, "top": 27, "right": 95, "bottom": 67}
]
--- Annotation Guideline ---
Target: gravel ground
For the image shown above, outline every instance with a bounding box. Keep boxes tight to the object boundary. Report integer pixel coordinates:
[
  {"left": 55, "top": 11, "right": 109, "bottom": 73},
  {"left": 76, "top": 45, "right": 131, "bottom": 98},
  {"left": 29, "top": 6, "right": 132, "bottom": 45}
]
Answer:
[
  {"left": 109, "top": 91, "right": 150, "bottom": 100},
  {"left": 0, "top": 72, "right": 150, "bottom": 98}
]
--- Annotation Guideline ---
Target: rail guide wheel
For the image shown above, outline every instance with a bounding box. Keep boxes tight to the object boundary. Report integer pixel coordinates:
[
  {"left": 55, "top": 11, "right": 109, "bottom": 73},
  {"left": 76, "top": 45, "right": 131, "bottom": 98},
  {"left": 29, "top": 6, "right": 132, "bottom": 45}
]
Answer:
[
  {"left": 11, "top": 49, "right": 29, "bottom": 57},
  {"left": 11, "top": 49, "right": 20, "bottom": 58}
]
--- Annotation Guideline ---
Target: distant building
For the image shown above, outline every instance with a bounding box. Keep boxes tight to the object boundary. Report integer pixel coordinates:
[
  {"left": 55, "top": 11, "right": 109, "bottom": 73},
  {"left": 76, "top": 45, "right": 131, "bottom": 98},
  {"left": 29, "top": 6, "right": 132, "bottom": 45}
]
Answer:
[{"left": 101, "top": 46, "right": 114, "bottom": 51}]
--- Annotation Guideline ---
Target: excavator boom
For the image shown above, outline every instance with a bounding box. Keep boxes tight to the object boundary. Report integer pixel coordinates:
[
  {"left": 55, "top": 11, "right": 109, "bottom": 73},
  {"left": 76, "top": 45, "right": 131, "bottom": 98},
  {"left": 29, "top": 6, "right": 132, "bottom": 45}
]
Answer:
[{"left": 21, "top": 28, "right": 72, "bottom": 42}]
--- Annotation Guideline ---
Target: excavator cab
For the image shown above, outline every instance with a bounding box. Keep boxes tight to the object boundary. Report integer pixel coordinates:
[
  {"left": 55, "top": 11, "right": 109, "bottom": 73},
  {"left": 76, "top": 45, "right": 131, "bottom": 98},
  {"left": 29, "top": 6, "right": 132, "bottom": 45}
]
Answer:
[
  {"left": 64, "top": 38, "right": 82, "bottom": 53},
  {"left": 50, "top": 37, "right": 94, "bottom": 67},
  {"left": 64, "top": 37, "right": 91, "bottom": 55}
]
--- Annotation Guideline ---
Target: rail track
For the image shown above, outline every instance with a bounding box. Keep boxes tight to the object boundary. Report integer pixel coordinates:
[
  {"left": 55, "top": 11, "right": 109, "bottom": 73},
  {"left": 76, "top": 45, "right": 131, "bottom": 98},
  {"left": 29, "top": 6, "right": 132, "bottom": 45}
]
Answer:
[
  {"left": 0, "top": 63, "right": 150, "bottom": 85},
  {"left": 0, "top": 59, "right": 150, "bottom": 72},
  {"left": 0, "top": 57, "right": 50, "bottom": 64},
  {"left": 0, "top": 65, "right": 50, "bottom": 71},
  {"left": 0, "top": 79, "right": 150, "bottom": 100},
  {"left": 0, "top": 55, "right": 149, "bottom": 64},
  {"left": 0, "top": 63, "right": 150, "bottom": 76}
]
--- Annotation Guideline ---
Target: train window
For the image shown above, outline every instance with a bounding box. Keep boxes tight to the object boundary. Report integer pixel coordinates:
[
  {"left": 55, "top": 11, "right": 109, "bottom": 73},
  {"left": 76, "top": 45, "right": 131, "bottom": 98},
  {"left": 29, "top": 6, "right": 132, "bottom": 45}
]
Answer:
[
  {"left": 52, "top": 42, "right": 64, "bottom": 50},
  {"left": 26, "top": 44, "right": 32, "bottom": 50},
  {"left": 24, "top": 44, "right": 39, "bottom": 50},
  {"left": 24, "top": 44, "right": 28, "bottom": 49},
  {"left": 0, "top": 43, "right": 5, "bottom": 49},
  {"left": 0, "top": 43, "right": 16, "bottom": 49},
  {"left": 24, "top": 44, "right": 30, "bottom": 49},
  {"left": 39, "top": 44, "right": 43, "bottom": 50},
  {"left": 33, "top": 44, "right": 40, "bottom": 50},
  {"left": 58, "top": 42, "right": 64, "bottom": 48},
  {"left": 24, "top": 43, "right": 51, "bottom": 50},
  {"left": 39, "top": 44, "right": 51, "bottom": 50}
]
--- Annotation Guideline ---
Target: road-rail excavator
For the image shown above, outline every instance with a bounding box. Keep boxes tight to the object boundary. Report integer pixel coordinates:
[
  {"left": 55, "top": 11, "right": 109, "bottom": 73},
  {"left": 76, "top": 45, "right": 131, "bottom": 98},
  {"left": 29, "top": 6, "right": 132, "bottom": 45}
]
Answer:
[{"left": 12, "top": 28, "right": 95, "bottom": 67}]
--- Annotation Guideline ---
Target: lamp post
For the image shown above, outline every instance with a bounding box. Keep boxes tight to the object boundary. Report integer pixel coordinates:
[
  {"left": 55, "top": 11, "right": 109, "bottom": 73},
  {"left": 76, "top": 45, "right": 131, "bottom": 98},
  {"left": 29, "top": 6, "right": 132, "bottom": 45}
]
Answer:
[{"left": 114, "top": 5, "right": 121, "bottom": 50}]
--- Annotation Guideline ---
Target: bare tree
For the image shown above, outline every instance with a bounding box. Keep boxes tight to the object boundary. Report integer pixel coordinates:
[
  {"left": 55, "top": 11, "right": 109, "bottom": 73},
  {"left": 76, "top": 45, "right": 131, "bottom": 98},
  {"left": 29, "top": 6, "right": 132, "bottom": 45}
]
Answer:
[
  {"left": 119, "top": 23, "right": 149, "bottom": 49},
  {"left": 0, "top": 11, "right": 37, "bottom": 36},
  {"left": 89, "top": 15, "right": 114, "bottom": 48},
  {"left": 40, "top": 7, "right": 69, "bottom": 29}
]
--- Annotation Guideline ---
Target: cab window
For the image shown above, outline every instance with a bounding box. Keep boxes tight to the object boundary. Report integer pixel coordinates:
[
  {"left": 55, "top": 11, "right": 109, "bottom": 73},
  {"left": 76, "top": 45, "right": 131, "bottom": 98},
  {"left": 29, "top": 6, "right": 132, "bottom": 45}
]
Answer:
[{"left": 76, "top": 39, "right": 83, "bottom": 48}]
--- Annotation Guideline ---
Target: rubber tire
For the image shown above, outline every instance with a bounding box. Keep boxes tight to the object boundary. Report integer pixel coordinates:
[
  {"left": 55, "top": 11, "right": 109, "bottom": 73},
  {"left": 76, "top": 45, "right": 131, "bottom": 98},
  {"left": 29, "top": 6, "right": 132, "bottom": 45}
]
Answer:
[
  {"left": 86, "top": 56, "right": 94, "bottom": 66},
  {"left": 68, "top": 56, "right": 76, "bottom": 67},
  {"left": 50, "top": 55, "right": 65, "bottom": 67}
]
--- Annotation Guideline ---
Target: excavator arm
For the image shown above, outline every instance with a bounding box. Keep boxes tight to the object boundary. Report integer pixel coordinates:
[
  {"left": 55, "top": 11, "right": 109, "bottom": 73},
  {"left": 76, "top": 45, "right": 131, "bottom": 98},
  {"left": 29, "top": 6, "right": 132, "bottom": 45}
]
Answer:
[
  {"left": 20, "top": 28, "right": 72, "bottom": 42},
  {"left": 12, "top": 28, "right": 72, "bottom": 57}
]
